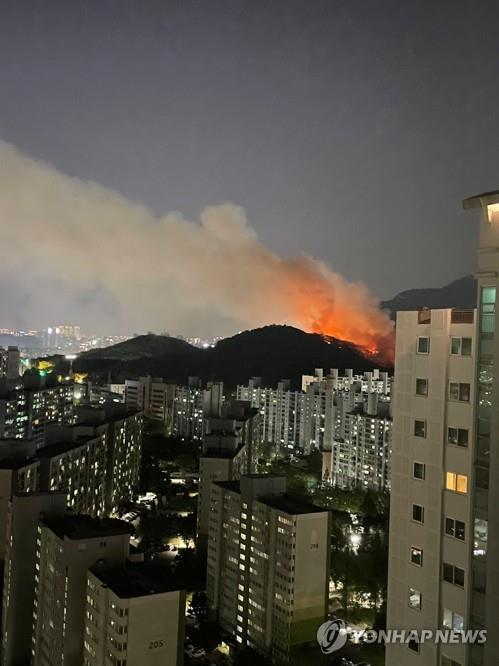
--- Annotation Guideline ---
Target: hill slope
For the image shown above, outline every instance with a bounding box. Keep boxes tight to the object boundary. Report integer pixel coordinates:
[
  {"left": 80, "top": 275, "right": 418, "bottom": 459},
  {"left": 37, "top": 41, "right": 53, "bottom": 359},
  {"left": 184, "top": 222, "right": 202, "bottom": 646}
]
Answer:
[
  {"left": 381, "top": 275, "right": 476, "bottom": 319},
  {"left": 74, "top": 325, "right": 384, "bottom": 389}
]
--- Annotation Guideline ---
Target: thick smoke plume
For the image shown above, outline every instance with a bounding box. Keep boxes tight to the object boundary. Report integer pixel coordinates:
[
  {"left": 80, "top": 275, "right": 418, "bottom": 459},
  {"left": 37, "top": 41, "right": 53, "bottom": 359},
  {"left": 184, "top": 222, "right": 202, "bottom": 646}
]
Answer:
[{"left": 0, "top": 142, "right": 394, "bottom": 359}]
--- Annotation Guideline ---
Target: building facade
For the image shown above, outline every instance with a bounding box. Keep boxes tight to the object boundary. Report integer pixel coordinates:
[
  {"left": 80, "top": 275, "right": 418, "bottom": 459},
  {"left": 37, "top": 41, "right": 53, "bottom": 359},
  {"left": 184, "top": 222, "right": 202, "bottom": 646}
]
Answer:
[
  {"left": 207, "top": 475, "right": 330, "bottom": 664},
  {"left": 32, "top": 515, "right": 131, "bottom": 666},
  {"left": 83, "top": 565, "right": 185, "bottom": 665},
  {"left": 386, "top": 308, "right": 476, "bottom": 666}
]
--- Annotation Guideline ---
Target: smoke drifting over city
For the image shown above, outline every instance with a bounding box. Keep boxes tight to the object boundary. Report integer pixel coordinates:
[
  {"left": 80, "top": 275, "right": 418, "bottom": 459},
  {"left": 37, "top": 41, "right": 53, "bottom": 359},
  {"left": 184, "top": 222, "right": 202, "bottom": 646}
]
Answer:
[{"left": 0, "top": 141, "right": 393, "bottom": 357}]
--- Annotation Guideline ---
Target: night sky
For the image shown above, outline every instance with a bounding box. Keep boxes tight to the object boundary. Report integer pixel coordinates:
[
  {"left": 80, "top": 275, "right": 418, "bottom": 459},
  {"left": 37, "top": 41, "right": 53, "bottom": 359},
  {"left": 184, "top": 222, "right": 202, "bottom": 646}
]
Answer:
[{"left": 1, "top": 0, "right": 498, "bottom": 330}]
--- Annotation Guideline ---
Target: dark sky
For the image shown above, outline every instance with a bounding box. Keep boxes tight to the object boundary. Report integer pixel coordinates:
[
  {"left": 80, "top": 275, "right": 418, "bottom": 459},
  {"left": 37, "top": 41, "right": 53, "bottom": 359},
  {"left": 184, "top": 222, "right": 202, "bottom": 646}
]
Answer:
[{"left": 1, "top": 0, "right": 498, "bottom": 305}]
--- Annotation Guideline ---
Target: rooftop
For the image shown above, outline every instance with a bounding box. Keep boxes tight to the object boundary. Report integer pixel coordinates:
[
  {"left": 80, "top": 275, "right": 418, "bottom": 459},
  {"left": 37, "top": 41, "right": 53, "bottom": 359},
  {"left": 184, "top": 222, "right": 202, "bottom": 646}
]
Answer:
[
  {"left": 213, "top": 481, "right": 327, "bottom": 515},
  {"left": 41, "top": 514, "right": 131, "bottom": 540},
  {"left": 37, "top": 436, "right": 99, "bottom": 459},
  {"left": 91, "top": 563, "right": 182, "bottom": 598},
  {"left": 201, "top": 446, "right": 243, "bottom": 459},
  {"left": 260, "top": 492, "right": 327, "bottom": 516}
]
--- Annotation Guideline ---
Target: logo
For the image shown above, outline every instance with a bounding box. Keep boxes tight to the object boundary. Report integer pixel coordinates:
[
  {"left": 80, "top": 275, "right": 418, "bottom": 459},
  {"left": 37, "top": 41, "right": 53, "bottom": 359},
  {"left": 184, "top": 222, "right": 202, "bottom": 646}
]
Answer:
[{"left": 317, "top": 619, "right": 348, "bottom": 654}]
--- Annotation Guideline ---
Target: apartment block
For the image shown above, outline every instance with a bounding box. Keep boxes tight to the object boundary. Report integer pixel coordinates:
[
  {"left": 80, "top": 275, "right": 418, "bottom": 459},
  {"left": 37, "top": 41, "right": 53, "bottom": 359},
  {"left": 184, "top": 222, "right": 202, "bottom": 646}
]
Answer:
[
  {"left": 172, "top": 380, "right": 224, "bottom": 440},
  {"left": 32, "top": 515, "right": 131, "bottom": 665},
  {"left": 125, "top": 376, "right": 176, "bottom": 424},
  {"left": 38, "top": 431, "right": 107, "bottom": 517},
  {"left": 0, "top": 380, "right": 74, "bottom": 448},
  {"left": 322, "top": 392, "right": 392, "bottom": 491},
  {"left": 83, "top": 565, "right": 185, "bottom": 665},
  {"left": 1, "top": 492, "right": 67, "bottom": 666},
  {"left": 72, "top": 404, "right": 143, "bottom": 514},
  {"left": 207, "top": 475, "right": 330, "bottom": 664},
  {"left": 0, "top": 439, "right": 39, "bottom": 558},
  {"left": 386, "top": 308, "right": 476, "bottom": 666},
  {"left": 197, "top": 401, "right": 260, "bottom": 542},
  {"left": 237, "top": 369, "right": 391, "bottom": 456}
]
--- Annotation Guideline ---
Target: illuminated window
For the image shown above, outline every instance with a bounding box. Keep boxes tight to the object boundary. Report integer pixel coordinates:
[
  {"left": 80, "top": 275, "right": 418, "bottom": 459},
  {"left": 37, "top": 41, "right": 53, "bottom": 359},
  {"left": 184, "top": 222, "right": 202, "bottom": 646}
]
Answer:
[{"left": 446, "top": 472, "right": 468, "bottom": 494}]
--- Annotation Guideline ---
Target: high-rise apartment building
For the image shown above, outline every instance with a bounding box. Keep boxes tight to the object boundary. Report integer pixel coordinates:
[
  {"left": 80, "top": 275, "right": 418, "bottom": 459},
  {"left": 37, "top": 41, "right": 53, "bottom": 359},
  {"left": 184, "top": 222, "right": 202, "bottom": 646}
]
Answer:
[
  {"left": 207, "top": 475, "right": 330, "bottom": 664},
  {"left": 322, "top": 391, "right": 392, "bottom": 491},
  {"left": 386, "top": 307, "right": 476, "bottom": 666},
  {"left": 0, "top": 380, "right": 74, "bottom": 448},
  {"left": 172, "top": 380, "right": 224, "bottom": 440},
  {"left": 38, "top": 430, "right": 107, "bottom": 517},
  {"left": 237, "top": 369, "right": 391, "bottom": 456},
  {"left": 125, "top": 376, "right": 176, "bottom": 424},
  {"left": 0, "top": 347, "right": 20, "bottom": 381},
  {"left": 71, "top": 404, "right": 143, "bottom": 514},
  {"left": 83, "top": 564, "right": 185, "bottom": 665},
  {"left": 387, "top": 191, "right": 499, "bottom": 666},
  {"left": 32, "top": 515, "right": 131, "bottom": 665},
  {"left": 197, "top": 401, "right": 259, "bottom": 543},
  {"left": 1, "top": 492, "right": 67, "bottom": 666}
]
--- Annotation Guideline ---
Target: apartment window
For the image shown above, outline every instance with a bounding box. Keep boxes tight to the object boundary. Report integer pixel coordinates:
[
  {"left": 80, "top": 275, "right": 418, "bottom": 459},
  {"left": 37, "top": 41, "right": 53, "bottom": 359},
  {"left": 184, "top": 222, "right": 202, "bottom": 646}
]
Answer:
[
  {"left": 414, "top": 419, "right": 426, "bottom": 438},
  {"left": 443, "top": 608, "right": 464, "bottom": 632},
  {"left": 416, "top": 378, "right": 428, "bottom": 396},
  {"left": 447, "top": 427, "right": 468, "bottom": 447},
  {"left": 410, "top": 547, "right": 423, "bottom": 567},
  {"left": 449, "top": 382, "right": 470, "bottom": 402},
  {"left": 443, "top": 563, "right": 465, "bottom": 587},
  {"left": 418, "top": 309, "right": 431, "bottom": 324},
  {"left": 417, "top": 336, "right": 430, "bottom": 354},
  {"left": 408, "top": 587, "right": 422, "bottom": 610},
  {"left": 412, "top": 504, "right": 424, "bottom": 523},
  {"left": 446, "top": 472, "right": 468, "bottom": 494},
  {"left": 408, "top": 638, "right": 420, "bottom": 653},
  {"left": 445, "top": 517, "right": 465, "bottom": 541},
  {"left": 451, "top": 309, "right": 474, "bottom": 324},
  {"left": 413, "top": 462, "right": 426, "bottom": 480},
  {"left": 450, "top": 337, "right": 472, "bottom": 356},
  {"left": 441, "top": 657, "right": 461, "bottom": 666}
]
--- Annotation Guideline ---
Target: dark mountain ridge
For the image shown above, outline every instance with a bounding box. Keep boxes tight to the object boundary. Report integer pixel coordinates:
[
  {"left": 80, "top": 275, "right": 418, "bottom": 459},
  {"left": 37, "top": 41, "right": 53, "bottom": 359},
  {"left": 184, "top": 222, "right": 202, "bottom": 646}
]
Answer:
[{"left": 74, "top": 325, "right": 384, "bottom": 390}]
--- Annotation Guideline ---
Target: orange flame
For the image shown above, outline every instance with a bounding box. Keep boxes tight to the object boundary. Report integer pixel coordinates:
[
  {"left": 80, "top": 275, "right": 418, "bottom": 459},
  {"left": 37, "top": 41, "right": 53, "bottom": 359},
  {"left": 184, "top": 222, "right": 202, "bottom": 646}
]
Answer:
[{"left": 273, "top": 258, "right": 395, "bottom": 365}]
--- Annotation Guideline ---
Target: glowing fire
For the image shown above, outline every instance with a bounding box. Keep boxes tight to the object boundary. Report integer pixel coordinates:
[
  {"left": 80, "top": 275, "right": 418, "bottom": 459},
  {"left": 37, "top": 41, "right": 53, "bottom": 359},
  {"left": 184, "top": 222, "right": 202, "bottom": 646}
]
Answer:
[{"left": 273, "top": 259, "right": 395, "bottom": 365}]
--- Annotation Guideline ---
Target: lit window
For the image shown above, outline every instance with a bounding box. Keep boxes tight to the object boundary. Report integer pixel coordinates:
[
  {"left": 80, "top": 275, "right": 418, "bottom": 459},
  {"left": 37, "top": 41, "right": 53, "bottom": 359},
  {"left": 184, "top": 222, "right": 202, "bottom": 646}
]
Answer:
[{"left": 446, "top": 472, "right": 468, "bottom": 494}]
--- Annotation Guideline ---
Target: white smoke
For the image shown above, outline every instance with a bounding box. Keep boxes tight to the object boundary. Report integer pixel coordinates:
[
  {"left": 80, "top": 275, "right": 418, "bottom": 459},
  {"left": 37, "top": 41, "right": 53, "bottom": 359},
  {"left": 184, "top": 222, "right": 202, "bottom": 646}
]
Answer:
[{"left": 0, "top": 141, "right": 393, "bottom": 352}]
